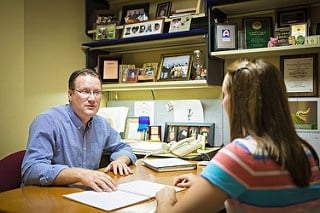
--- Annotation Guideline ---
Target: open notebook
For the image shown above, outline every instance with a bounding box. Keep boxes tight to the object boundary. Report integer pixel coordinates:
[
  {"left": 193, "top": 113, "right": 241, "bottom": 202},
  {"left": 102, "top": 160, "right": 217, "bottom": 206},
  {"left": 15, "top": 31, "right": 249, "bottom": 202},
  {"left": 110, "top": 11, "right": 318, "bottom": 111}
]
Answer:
[{"left": 63, "top": 180, "right": 184, "bottom": 211}]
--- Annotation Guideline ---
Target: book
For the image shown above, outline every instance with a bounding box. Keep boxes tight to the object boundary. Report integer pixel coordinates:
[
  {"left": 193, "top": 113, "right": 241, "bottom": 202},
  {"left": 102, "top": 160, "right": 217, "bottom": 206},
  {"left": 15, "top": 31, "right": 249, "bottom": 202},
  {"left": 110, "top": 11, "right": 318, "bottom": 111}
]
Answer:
[
  {"left": 63, "top": 180, "right": 184, "bottom": 211},
  {"left": 142, "top": 158, "right": 197, "bottom": 172}
]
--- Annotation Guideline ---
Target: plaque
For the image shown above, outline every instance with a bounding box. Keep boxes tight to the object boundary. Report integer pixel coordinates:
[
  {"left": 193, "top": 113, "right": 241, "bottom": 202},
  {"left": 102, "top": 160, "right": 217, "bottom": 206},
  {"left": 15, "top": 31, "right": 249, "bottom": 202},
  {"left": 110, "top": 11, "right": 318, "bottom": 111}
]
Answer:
[
  {"left": 213, "top": 23, "right": 237, "bottom": 51},
  {"left": 244, "top": 17, "right": 272, "bottom": 49}
]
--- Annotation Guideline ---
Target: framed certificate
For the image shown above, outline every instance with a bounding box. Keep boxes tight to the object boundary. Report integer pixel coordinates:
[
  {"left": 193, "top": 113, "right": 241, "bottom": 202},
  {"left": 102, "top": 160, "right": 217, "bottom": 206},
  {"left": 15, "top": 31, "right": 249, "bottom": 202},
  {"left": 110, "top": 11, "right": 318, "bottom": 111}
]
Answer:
[
  {"left": 280, "top": 54, "right": 318, "bottom": 97},
  {"left": 213, "top": 23, "right": 237, "bottom": 51},
  {"left": 98, "top": 55, "right": 122, "bottom": 83}
]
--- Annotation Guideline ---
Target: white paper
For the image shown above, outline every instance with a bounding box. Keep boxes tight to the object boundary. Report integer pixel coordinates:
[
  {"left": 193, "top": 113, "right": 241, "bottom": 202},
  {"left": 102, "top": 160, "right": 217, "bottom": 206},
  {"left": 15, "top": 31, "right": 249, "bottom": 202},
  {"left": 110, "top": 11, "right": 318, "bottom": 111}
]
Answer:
[
  {"left": 134, "top": 101, "right": 155, "bottom": 125},
  {"left": 97, "top": 107, "right": 129, "bottom": 132},
  {"left": 173, "top": 100, "right": 204, "bottom": 122}
]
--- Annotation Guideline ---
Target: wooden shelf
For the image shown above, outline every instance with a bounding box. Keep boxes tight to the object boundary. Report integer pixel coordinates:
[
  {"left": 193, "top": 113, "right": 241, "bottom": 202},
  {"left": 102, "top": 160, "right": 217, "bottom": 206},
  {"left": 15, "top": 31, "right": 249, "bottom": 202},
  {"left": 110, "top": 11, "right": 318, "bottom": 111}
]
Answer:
[
  {"left": 101, "top": 80, "right": 216, "bottom": 92},
  {"left": 83, "top": 30, "right": 207, "bottom": 54},
  {"left": 211, "top": 44, "right": 320, "bottom": 59}
]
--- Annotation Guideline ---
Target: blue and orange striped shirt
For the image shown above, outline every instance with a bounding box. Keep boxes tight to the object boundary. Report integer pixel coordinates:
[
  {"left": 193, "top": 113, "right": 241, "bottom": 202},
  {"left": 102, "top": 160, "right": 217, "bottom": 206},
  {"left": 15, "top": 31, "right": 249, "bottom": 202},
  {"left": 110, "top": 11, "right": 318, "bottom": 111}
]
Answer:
[{"left": 200, "top": 136, "right": 320, "bottom": 212}]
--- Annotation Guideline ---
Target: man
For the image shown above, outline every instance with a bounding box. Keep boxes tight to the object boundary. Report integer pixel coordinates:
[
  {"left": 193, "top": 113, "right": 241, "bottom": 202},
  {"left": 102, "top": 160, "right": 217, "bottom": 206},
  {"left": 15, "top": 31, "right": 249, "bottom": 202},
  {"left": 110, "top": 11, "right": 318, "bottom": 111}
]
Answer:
[{"left": 22, "top": 68, "right": 137, "bottom": 192}]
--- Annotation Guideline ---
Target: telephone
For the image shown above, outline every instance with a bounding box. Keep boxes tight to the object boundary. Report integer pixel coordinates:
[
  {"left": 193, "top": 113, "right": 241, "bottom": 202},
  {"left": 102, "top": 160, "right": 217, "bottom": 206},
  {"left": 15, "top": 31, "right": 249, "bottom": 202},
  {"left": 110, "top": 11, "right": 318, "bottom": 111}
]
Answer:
[{"left": 168, "top": 136, "right": 204, "bottom": 157}]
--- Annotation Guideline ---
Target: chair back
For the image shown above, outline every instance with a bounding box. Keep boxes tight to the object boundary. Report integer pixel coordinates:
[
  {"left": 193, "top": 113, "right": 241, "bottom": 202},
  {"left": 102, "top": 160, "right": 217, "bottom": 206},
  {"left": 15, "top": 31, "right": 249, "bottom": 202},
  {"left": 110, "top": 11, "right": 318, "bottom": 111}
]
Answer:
[{"left": 0, "top": 150, "right": 26, "bottom": 192}]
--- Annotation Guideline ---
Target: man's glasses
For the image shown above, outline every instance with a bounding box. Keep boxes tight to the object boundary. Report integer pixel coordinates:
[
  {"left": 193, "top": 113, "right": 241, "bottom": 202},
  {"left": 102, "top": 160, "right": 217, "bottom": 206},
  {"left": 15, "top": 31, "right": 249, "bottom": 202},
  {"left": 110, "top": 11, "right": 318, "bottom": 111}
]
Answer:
[{"left": 74, "top": 89, "right": 102, "bottom": 98}]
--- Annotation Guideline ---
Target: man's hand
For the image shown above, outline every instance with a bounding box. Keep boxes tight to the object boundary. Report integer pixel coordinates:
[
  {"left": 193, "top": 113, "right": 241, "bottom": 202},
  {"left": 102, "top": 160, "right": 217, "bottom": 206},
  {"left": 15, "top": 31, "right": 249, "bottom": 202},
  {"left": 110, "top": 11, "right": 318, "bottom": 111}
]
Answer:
[
  {"left": 53, "top": 168, "right": 117, "bottom": 192},
  {"left": 103, "top": 156, "right": 133, "bottom": 175}
]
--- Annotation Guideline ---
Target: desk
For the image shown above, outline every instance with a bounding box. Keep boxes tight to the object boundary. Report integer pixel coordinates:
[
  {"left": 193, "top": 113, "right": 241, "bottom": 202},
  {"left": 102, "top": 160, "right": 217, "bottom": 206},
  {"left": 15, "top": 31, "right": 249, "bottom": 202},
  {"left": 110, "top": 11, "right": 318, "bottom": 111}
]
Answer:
[{"left": 0, "top": 159, "right": 204, "bottom": 213}]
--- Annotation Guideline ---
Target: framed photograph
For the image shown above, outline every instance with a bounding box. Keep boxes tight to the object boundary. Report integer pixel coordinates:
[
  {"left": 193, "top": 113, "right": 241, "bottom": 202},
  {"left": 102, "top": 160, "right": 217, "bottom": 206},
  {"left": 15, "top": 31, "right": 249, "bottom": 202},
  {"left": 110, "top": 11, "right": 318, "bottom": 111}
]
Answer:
[
  {"left": 280, "top": 54, "right": 318, "bottom": 97},
  {"left": 213, "top": 23, "right": 237, "bottom": 51},
  {"left": 119, "top": 64, "right": 135, "bottom": 83},
  {"left": 243, "top": 17, "right": 272, "bottom": 49},
  {"left": 168, "top": 15, "right": 192, "bottom": 33},
  {"left": 157, "top": 53, "right": 192, "bottom": 81},
  {"left": 277, "top": 8, "right": 308, "bottom": 28},
  {"left": 138, "top": 63, "right": 158, "bottom": 82},
  {"left": 126, "top": 68, "right": 138, "bottom": 83},
  {"left": 155, "top": 2, "right": 172, "bottom": 18},
  {"left": 95, "top": 24, "right": 116, "bottom": 40},
  {"left": 97, "top": 55, "right": 122, "bottom": 83},
  {"left": 288, "top": 97, "right": 320, "bottom": 131},
  {"left": 148, "top": 125, "right": 162, "bottom": 141},
  {"left": 164, "top": 122, "right": 216, "bottom": 147},
  {"left": 121, "top": 3, "right": 150, "bottom": 24},
  {"left": 291, "top": 23, "right": 308, "bottom": 45},
  {"left": 124, "top": 117, "right": 141, "bottom": 140},
  {"left": 122, "top": 19, "right": 164, "bottom": 38}
]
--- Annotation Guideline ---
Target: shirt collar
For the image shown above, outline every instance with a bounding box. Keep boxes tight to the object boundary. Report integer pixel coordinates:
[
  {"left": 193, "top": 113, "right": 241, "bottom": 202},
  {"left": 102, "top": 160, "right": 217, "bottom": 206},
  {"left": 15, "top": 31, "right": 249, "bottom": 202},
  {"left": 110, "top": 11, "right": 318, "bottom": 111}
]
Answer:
[{"left": 66, "top": 104, "right": 93, "bottom": 131}]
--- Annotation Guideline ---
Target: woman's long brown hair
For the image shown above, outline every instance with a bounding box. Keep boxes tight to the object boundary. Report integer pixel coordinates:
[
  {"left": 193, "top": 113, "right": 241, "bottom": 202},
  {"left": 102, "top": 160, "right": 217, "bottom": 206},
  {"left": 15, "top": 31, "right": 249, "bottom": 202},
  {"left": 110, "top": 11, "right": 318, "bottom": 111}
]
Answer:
[{"left": 224, "top": 58, "right": 319, "bottom": 187}]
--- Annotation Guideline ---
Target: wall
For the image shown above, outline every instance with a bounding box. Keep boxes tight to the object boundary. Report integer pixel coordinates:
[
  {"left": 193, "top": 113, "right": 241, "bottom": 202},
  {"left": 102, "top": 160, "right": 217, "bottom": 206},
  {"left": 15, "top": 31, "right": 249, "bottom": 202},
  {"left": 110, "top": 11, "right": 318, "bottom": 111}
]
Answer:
[{"left": 0, "top": 0, "right": 89, "bottom": 158}]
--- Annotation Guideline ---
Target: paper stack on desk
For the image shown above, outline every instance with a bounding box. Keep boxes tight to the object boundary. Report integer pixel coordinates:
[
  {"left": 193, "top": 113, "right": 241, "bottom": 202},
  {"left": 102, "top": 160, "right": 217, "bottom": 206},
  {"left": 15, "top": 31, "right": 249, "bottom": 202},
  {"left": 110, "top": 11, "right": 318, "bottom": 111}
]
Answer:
[{"left": 142, "top": 157, "right": 197, "bottom": 172}]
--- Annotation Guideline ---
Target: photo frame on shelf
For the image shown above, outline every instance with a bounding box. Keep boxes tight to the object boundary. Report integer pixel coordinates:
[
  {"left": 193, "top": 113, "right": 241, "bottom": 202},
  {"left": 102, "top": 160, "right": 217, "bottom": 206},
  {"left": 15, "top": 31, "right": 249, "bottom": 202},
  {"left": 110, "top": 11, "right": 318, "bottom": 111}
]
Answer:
[
  {"left": 98, "top": 55, "right": 122, "bottom": 83},
  {"left": 168, "top": 15, "right": 192, "bottom": 33},
  {"left": 95, "top": 24, "right": 116, "bottom": 40},
  {"left": 119, "top": 64, "right": 135, "bottom": 83},
  {"left": 124, "top": 117, "right": 140, "bottom": 140},
  {"left": 280, "top": 54, "right": 318, "bottom": 97},
  {"left": 138, "top": 63, "right": 158, "bottom": 82},
  {"left": 122, "top": 19, "right": 164, "bottom": 38},
  {"left": 155, "top": 1, "right": 172, "bottom": 19},
  {"left": 277, "top": 8, "right": 308, "bottom": 28},
  {"left": 164, "top": 122, "right": 215, "bottom": 147},
  {"left": 243, "top": 17, "right": 272, "bottom": 49},
  {"left": 213, "top": 23, "right": 237, "bottom": 51},
  {"left": 157, "top": 53, "right": 192, "bottom": 81},
  {"left": 126, "top": 68, "right": 138, "bottom": 83},
  {"left": 291, "top": 23, "right": 308, "bottom": 45},
  {"left": 121, "top": 3, "right": 150, "bottom": 25},
  {"left": 288, "top": 97, "right": 319, "bottom": 131}
]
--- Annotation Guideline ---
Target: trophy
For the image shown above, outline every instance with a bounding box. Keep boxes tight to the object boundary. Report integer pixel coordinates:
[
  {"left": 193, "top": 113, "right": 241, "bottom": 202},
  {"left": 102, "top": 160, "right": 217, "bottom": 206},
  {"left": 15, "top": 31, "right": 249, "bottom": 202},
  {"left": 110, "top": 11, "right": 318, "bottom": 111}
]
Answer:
[{"left": 192, "top": 50, "right": 203, "bottom": 80}]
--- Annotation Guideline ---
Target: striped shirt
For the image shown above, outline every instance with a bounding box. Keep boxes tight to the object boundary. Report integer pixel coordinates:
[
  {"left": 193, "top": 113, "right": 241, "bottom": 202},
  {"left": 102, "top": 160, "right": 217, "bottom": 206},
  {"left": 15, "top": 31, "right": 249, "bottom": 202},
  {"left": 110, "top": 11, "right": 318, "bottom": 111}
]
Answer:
[{"left": 200, "top": 136, "right": 320, "bottom": 212}]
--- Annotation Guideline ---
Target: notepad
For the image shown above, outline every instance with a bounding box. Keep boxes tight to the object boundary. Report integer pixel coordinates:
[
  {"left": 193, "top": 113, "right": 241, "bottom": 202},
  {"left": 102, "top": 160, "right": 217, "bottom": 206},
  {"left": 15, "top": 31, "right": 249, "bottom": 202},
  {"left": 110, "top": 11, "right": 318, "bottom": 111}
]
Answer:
[
  {"left": 63, "top": 180, "right": 184, "bottom": 211},
  {"left": 142, "top": 158, "right": 197, "bottom": 172}
]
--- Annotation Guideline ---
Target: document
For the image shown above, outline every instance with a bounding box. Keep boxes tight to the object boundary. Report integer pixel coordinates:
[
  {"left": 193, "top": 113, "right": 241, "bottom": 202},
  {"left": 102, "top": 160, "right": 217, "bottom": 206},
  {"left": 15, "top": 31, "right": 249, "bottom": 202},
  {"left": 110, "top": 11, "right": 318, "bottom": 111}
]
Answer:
[
  {"left": 63, "top": 180, "right": 184, "bottom": 211},
  {"left": 142, "top": 158, "right": 197, "bottom": 172}
]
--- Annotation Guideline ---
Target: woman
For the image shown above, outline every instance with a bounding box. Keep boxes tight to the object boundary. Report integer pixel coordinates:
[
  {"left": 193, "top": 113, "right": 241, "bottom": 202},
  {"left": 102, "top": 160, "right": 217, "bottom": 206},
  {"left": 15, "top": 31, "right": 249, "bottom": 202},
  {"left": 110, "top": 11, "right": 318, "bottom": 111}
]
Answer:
[{"left": 155, "top": 59, "right": 320, "bottom": 212}]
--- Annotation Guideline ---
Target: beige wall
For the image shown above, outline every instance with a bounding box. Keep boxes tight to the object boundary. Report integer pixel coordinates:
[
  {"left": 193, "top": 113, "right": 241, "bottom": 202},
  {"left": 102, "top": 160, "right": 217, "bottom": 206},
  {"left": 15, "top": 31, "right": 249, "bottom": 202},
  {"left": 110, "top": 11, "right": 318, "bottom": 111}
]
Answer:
[{"left": 0, "top": 0, "right": 90, "bottom": 158}]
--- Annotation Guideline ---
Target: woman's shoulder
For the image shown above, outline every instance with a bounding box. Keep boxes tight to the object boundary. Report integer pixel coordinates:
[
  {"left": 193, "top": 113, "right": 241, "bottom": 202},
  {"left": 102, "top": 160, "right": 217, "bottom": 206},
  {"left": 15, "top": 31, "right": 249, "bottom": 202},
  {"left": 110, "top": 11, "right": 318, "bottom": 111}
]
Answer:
[{"left": 224, "top": 136, "right": 258, "bottom": 155}]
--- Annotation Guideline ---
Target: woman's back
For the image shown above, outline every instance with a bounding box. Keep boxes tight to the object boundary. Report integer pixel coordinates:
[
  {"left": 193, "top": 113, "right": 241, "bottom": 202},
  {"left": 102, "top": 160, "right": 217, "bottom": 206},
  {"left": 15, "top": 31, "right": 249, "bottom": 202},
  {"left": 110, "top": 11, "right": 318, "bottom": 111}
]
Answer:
[{"left": 200, "top": 136, "right": 320, "bottom": 212}]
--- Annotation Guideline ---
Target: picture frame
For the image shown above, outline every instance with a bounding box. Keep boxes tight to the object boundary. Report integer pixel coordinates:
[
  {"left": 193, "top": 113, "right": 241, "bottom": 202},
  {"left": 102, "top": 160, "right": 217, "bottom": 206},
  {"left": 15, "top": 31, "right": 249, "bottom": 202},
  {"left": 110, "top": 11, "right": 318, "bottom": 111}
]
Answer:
[
  {"left": 119, "top": 64, "right": 135, "bottom": 83},
  {"left": 277, "top": 8, "right": 308, "bottom": 28},
  {"left": 164, "top": 122, "right": 216, "bottom": 147},
  {"left": 121, "top": 3, "right": 150, "bottom": 25},
  {"left": 280, "top": 54, "right": 318, "bottom": 97},
  {"left": 97, "top": 55, "right": 122, "bottom": 83},
  {"left": 122, "top": 19, "right": 164, "bottom": 38},
  {"left": 157, "top": 53, "right": 192, "bottom": 81},
  {"left": 213, "top": 23, "right": 237, "bottom": 51},
  {"left": 243, "top": 17, "right": 272, "bottom": 49},
  {"left": 124, "top": 117, "right": 140, "bottom": 140},
  {"left": 155, "top": 2, "right": 172, "bottom": 19},
  {"left": 95, "top": 24, "right": 116, "bottom": 40},
  {"left": 291, "top": 23, "right": 308, "bottom": 45},
  {"left": 148, "top": 125, "right": 162, "bottom": 141},
  {"left": 138, "top": 63, "right": 158, "bottom": 82},
  {"left": 288, "top": 97, "right": 320, "bottom": 131},
  {"left": 126, "top": 68, "right": 138, "bottom": 83},
  {"left": 168, "top": 15, "right": 192, "bottom": 33}
]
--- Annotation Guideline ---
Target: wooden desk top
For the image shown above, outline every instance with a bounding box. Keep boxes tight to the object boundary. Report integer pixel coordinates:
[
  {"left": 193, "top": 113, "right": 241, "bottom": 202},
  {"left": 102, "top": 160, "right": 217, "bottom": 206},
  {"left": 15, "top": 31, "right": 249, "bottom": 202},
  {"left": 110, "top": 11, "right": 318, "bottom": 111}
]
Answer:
[{"left": 0, "top": 159, "right": 205, "bottom": 213}]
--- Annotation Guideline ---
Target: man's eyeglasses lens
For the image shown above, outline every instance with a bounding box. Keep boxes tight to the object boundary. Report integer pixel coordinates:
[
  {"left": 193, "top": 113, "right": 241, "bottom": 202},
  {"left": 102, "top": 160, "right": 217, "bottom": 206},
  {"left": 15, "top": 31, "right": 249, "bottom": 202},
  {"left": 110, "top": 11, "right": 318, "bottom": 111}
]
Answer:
[{"left": 74, "top": 90, "right": 102, "bottom": 98}]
